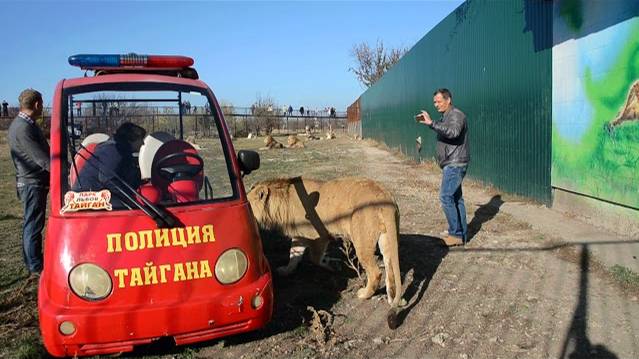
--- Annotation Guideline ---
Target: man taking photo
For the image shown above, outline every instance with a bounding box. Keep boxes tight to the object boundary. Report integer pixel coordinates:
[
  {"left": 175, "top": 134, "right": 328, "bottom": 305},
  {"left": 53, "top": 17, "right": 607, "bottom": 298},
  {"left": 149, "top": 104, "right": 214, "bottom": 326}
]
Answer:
[{"left": 417, "top": 88, "right": 470, "bottom": 246}]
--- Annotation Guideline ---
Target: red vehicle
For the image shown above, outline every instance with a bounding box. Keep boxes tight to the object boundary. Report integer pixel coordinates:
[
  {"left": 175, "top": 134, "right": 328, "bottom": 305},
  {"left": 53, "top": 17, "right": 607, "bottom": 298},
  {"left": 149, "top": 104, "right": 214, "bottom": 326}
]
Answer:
[{"left": 38, "top": 54, "right": 273, "bottom": 357}]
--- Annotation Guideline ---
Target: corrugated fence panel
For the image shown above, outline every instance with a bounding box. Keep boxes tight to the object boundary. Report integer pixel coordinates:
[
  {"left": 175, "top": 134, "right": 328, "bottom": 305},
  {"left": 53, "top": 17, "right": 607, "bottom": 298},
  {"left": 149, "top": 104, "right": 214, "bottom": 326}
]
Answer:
[{"left": 360, "top": 0, "right": 552, "bottom": 203}]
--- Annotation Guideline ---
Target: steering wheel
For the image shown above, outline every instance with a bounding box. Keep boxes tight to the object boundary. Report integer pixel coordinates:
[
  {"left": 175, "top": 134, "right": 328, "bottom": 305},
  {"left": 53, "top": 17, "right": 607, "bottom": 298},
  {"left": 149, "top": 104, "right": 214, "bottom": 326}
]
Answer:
[{"left": 155, "top": 152, "right": 204, "bottom": 181}]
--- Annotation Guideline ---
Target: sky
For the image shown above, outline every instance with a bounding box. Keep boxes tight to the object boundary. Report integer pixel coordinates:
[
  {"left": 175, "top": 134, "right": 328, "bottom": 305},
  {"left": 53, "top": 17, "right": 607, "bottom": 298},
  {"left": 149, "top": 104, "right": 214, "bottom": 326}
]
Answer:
[{"left": 1, "top": 1, "right": 463, "bottom": 110}]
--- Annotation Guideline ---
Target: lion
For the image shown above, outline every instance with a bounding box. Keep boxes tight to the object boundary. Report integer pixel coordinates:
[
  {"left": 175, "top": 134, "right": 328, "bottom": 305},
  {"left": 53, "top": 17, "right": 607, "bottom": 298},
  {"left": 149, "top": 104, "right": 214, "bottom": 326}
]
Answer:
[
  {"left": 287, "top": 135, "right": 305, "bottom": 148},
  {"left": 608, "top": 80, "right": 639, "bottom": 129},
  {"left": 325, "top": 125, "right": 336, "bottom": 140},
  {"left": 304, "top": 125, "right": 320, "bottom": 140},
  {"left": 325, "top": 131, "right": 336, "bottom": 140},
  {"left": 248, "top": 177, "right": 404, "bottom": 328},
  {"left": 261, "top": 135, "right": 284, "bottom": 150},
  {"left": 185, "top": 135, "right": 202, "bottom": 150}
]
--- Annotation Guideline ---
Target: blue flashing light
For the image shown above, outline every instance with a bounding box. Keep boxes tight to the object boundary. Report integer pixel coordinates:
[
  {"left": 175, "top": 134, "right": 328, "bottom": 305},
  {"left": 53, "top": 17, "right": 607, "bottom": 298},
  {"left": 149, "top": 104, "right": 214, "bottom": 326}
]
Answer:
[{"left": 68, "top": 54, "right": 125, "bottom": 68}]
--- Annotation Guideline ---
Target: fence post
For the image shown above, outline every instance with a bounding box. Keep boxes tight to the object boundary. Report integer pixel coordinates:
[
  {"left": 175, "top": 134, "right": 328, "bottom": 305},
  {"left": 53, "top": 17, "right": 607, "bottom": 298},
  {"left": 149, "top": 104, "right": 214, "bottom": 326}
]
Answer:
[{"left": 233, "top": 116, "right": 237, "bottom": 138}]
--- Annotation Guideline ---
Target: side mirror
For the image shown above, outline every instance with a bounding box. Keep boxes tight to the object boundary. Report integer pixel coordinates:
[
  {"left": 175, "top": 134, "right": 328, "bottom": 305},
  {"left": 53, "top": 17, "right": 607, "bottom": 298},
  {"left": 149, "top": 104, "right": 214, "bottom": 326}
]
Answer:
[{"left": 238, "top": 150, "right": 260, "bottom": 176}]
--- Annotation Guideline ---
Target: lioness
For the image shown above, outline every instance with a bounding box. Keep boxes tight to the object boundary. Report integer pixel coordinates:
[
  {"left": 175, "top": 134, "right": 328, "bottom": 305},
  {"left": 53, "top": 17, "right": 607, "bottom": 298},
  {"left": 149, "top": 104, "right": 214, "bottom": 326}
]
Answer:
[
  {"left": 608, "top": 80, "right": 638, "bottom": 128},
  {"left": 248, "top": 177, "right": 403, "bottom": 326},
  {"left": 326, "top": 125, "right": 336, "bottom": 140},
  {"left": 304, "top": 125, "right": 320, "bottom": 140},
  {"left": 261, "top": 135, "right": 283, "bottom": 149},
  {"left": 287, "top": 135, "right": 305, "bottom": 148}
]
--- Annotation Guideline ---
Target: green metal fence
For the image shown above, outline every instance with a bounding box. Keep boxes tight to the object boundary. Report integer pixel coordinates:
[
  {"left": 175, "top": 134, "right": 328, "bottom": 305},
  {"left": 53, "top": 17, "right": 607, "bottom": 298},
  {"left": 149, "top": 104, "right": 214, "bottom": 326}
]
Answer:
[{"left": 359, "top": 0, "right": 552, "bottom": 203}]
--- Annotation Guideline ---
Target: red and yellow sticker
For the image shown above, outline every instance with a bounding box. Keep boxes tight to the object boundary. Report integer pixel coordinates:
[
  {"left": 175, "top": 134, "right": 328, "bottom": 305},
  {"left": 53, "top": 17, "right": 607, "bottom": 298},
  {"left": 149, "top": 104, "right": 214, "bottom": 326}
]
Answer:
[{"left": 60, "top": 190, "right": 112, "bottom": 214}]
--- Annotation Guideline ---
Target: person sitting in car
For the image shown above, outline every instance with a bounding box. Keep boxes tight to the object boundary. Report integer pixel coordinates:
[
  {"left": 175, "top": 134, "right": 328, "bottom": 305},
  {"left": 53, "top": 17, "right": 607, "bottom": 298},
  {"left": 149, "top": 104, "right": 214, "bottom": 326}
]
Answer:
[{"left": 72, "top": 122, "right": 146, "bottom": 208}]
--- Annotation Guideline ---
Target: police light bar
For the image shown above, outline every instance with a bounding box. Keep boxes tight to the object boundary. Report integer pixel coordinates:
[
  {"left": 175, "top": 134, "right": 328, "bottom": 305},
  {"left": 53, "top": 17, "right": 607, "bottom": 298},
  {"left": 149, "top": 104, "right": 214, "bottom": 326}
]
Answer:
[{"left": 68, "top": 54, "right": 194, "bottom": 69}]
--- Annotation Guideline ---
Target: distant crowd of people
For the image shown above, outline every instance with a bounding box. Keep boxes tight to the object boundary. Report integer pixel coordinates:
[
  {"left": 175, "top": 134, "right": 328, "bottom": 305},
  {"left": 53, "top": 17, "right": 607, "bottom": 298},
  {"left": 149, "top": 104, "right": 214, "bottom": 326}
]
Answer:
[
  {"left": 180, "top": 101, "right": 211, "bottom": 115},
  {"left": 289, "top": 105, "right": 337, "bottom": 117},
  {"left": 0, "top": 99, "right": 341, "bottom": 119},
  {"left": 249, "top": 104, "right": 339, "bottom": 118},
  {"left": 72, "top": 101, "right": 120, "bottom": 117}
]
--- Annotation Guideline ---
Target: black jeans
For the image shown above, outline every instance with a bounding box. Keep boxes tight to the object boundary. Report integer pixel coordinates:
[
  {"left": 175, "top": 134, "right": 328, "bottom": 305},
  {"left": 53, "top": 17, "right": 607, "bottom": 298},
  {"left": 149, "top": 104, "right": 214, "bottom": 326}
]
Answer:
[{"left": 18, "top": 184, "right": 48, "bottom": 273}]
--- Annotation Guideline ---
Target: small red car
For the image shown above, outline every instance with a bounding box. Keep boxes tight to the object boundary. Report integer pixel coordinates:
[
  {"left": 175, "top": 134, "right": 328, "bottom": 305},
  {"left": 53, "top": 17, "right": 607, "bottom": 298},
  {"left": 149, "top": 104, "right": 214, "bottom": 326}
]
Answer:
[{"left": 38, "top": 54, "right": 273, "bottom": 357}]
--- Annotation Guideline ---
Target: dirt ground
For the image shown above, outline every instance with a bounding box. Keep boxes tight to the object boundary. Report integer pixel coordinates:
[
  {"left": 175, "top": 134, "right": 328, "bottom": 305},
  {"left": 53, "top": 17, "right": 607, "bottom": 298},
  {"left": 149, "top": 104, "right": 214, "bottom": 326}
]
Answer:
[{"left": 1, "top": 133, "right": 638, "bottom": 358}]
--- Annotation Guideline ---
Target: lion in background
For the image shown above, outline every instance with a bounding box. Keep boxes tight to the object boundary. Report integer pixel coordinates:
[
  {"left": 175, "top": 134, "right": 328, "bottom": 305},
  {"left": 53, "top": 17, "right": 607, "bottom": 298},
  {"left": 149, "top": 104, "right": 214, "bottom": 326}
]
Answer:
[
  {"left": 261, "top": 135, "right": 284, "bottom": 150},
  {"left": 287, "top": 135, "right": 305, "bottom": 148},
  {"left": 304, "top": 125, "right": 320, "bottom": 140},
  {"left": 248, "top": 177, "right": 404, "bottom": 328},
  {"left": 325, "top": 131, "right": 336, "bottom": 140},
  {"left": 325, "top": 124, "right": 336, "bottom": 139}
]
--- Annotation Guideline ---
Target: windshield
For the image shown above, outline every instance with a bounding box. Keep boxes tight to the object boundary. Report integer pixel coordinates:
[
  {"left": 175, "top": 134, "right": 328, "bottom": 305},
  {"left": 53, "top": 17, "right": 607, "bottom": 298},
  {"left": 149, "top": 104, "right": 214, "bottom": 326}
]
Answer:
[{"left": 60, "top": 85, "right": 236, "bottom": 213}]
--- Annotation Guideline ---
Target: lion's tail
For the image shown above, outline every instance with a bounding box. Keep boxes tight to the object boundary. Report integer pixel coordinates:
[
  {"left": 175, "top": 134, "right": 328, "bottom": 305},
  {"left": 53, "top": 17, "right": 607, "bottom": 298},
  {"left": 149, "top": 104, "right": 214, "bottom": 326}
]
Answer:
[
  {"left": 384, "top": 206, "right": 403, "bottom": 329},
  {"left": 390, "top": 207, "right": 403, "bottom": 307}
]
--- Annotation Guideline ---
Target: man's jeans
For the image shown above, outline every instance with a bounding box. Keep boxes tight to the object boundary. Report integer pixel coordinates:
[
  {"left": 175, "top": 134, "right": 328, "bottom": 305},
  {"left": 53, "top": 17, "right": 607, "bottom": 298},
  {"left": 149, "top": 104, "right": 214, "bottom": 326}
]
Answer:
[
  {"left": 18, "top": 184, "right": 47, "bottom": 273},
  {"left": 440, "top": 165, "right": 468, "bottom": 242}
]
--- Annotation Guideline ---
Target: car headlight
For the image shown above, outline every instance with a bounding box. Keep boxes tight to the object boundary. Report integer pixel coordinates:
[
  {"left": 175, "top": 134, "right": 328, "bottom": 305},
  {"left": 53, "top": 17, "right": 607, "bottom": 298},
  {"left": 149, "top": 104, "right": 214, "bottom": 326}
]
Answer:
[
  {"left": 215, "top": 249, "right": 248, "bottom": 284},
  {"left": 69, "top": 263, "right": 112, "bottom": 300}
]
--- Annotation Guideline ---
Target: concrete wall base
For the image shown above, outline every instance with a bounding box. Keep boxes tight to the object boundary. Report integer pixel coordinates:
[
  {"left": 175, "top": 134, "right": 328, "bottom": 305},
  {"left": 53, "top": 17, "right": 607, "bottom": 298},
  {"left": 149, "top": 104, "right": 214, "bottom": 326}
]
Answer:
[{"left": 552, "top": 188, "right": 639, "bottom": 237}]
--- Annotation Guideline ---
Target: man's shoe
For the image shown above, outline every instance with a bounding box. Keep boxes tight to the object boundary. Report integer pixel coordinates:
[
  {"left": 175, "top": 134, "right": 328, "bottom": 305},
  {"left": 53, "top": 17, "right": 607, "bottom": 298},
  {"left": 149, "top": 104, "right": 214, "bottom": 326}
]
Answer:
[{"left": 443, "top": 235, "right": 464, "bottom": 247}]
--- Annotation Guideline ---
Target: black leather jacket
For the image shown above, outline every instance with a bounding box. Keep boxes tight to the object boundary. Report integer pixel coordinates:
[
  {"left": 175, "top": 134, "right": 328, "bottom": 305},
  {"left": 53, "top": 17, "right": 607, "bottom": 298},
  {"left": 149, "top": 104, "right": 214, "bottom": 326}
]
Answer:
[{"left": 429, "top": 106, "right": 470, "bottom": 168}]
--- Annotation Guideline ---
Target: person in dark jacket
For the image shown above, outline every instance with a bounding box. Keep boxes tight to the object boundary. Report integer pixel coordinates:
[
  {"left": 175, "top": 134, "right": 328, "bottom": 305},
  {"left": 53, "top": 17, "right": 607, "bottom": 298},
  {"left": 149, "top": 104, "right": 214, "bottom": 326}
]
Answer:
[
  {"left": 72, "top": 122, "right": 146, "bottom": 208},
  {"left": 8, "top": 89, "right": 49, "bottom": 275},
  {"left": 2, "top": 100, "right": 9, "bottom": 117},
  {"left": 418, "top": 88, "right": 470, "bottom": 246}
]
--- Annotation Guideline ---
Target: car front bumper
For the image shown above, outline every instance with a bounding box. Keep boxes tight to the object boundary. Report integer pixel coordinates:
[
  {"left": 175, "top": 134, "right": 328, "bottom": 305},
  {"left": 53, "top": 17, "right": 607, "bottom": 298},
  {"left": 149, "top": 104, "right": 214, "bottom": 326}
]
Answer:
[{"left": 39, "top": 272, "right": 273, "bottom": 357}]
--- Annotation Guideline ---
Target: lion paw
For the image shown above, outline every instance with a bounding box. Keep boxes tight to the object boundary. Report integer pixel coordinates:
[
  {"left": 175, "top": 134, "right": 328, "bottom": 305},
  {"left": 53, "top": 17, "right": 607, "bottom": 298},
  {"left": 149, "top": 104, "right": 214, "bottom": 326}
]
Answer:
[
  {"left": 357, "top": 288, "right": 374, "bottom": 299},
  {"left": 387, "top": 295, "right": 407, "bottom": 306}
]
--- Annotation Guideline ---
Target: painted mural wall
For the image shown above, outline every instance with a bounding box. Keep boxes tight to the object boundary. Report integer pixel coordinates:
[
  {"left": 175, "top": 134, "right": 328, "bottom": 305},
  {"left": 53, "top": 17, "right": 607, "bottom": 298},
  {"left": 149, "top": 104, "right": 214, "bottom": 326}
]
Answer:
[{"left": 552, "top": 1, "right": 639, "bottom": 209}]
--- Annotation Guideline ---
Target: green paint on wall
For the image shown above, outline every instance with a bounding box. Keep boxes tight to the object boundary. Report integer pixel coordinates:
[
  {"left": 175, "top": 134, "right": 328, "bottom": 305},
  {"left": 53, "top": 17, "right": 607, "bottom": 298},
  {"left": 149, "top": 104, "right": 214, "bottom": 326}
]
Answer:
[{"left": 552, "top": 22, "right": 639, "bottom": 208}]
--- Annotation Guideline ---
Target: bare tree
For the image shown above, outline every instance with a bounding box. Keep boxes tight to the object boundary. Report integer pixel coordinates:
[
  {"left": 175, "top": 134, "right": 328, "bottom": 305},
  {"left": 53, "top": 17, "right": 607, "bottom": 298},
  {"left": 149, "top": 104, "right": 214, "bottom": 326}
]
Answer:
[
  {"left": 349, "top": 40, "right": 407, "bottom": 88},
  {"left": 219, "top": 100, "right": 241, "bottom": 137},
  {"left": 251, "top": 95, "right": 279, "bottom": 135},
  {"left": 219, "top": 100, "right": 235, "bottom": 117}
]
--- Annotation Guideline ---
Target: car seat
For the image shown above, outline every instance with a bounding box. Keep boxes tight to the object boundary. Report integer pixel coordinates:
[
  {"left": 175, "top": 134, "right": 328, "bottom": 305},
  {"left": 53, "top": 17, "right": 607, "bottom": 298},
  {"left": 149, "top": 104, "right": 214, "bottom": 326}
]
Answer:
[{"left": 69, "top": 133, "right": 109, "bottom": 188}]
